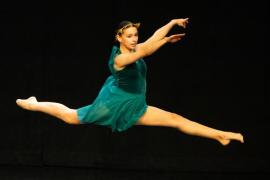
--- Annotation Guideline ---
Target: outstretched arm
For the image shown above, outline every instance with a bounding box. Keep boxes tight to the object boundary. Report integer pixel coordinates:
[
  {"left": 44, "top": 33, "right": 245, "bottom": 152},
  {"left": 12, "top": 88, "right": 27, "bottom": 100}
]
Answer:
[
  {"left": 115, "top": 18, "right": 189, "bottom": 68},
  {"left": 139, "top": 18, "right": 189, "bottom": 54},
  {"left": 144, "top": 18, "right": 189, "bottom": 43}
]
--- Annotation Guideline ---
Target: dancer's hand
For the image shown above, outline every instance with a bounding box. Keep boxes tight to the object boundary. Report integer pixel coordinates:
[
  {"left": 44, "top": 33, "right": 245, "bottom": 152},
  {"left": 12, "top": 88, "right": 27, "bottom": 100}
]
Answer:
[
  {"left": 166, "top": 33, "right": 186, "bottom": 43},
  {"left": 172, "top": 18, "right": 189, "bottom": 28}
]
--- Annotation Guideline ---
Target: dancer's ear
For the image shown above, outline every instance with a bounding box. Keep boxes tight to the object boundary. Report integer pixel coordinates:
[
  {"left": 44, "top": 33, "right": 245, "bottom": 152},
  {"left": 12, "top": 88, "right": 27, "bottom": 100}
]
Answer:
[{"left": 116, "top": 34, "right": 122, "bottom": 43}]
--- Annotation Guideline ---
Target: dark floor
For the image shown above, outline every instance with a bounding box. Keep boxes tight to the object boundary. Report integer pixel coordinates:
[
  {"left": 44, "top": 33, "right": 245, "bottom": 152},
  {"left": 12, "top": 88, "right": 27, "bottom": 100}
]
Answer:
[{"left": 0, "top": 165, "right": 268, "bottom": 180}]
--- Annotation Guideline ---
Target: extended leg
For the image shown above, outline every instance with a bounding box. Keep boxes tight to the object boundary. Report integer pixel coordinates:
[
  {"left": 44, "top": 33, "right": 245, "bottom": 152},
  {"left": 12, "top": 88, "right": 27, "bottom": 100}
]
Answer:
[
  {"left": 16, "top": 96, "right": 80, "bottom": 124},
  {"left": 136, "top": 106, "right": 244, "bottom": 146}
]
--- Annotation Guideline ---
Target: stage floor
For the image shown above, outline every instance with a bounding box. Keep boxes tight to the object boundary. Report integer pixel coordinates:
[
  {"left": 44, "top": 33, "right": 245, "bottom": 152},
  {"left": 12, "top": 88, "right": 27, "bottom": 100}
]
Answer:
[{"left": 0, "top": 165, "right": 267, "bottom": 180}]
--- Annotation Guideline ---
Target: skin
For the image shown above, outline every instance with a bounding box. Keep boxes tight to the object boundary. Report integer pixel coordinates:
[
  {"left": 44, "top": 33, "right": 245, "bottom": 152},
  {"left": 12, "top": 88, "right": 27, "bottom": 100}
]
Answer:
[{"left": 16, "top": 18, "right": 244, "bottom": 146}]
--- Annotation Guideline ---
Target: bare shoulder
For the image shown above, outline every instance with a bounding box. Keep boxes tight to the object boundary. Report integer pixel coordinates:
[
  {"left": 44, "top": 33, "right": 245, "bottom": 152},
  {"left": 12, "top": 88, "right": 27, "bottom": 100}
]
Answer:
[
  {"left": 114, "top": 54, "right": 125, "bottom": 71},
  {"left": 114, "top": 47, "right": 145, "bottom": 69}
]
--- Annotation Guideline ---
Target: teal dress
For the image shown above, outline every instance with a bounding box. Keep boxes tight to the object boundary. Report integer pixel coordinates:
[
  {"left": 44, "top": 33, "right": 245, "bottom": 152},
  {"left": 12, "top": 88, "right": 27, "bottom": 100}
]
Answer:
[{"left": 77, "top": 46, "right": 148, "bottom": 132}]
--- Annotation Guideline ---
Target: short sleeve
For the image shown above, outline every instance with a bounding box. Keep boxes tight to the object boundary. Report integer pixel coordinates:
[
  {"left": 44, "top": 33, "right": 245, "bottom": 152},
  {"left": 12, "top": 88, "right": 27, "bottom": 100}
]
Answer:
[
  {"left": 109, "top": 46, "right": 126, "bottom": 72},
  {"left": 108, "top": 46, "right": 120, "bottom": 74}
]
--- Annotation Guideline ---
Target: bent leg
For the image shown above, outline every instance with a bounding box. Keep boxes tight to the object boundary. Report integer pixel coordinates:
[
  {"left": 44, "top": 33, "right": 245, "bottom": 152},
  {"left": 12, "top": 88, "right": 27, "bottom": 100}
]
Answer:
[
  {"left": 16, "top": 96, "right": 80, "bottom": 125},
  {"left": 136, "top": 106, "right": 244, "bottom": 146}
]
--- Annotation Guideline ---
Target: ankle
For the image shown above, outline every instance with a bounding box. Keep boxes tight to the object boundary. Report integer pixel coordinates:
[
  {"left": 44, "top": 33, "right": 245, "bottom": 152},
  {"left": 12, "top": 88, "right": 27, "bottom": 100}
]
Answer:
[{"left": 216, "top": 134, "right": 230, "bottom": 146}]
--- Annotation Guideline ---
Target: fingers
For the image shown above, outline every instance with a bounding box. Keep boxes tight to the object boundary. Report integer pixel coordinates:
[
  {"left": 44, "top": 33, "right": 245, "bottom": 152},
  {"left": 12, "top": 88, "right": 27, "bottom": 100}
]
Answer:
[
  {"left": 181, "top": 18, "right": 189, "bottom": 28},
  {"left": 168, "top": 33, "right": 186, "bottom": 43},
  {"left": 172, "top": 33, "right": 186, "bottom": 37},
  {"left": 179, "top": 33, "right": 186, "bottom": 37},
  {"left": 171, "top": 37, "right": 182, "bottom": 43}
]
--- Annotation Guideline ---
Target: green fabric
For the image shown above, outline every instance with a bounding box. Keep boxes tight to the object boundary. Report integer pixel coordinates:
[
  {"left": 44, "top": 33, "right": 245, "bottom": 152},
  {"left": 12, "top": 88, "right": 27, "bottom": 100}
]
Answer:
[{"left": 77, "top": 46, "right": 148, "bottom": 132}]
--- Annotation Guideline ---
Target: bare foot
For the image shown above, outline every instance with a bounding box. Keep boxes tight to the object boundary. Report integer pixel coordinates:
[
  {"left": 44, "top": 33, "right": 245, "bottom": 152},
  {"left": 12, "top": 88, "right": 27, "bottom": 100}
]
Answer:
[
  {"left": 16, "top": 96, "right": 38, "bottom": 111},
  {"left": 218, "top": 132, "right": 244, "bottom": 146}
]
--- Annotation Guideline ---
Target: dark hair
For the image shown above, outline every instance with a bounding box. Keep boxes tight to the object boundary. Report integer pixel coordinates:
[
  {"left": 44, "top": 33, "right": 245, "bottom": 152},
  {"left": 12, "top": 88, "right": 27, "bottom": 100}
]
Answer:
[
  {"left": 115, "top": 20, "right": 141, "bottom": 38},
  {"left": 116, "top": 20, "right": 133, "bottom": 32}
]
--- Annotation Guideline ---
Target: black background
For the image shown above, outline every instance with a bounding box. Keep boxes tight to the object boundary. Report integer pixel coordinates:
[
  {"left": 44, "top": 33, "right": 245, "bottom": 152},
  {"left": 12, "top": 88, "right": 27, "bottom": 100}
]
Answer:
[{"left": 0, "top": 0, "right": 269, "bottom": 179}]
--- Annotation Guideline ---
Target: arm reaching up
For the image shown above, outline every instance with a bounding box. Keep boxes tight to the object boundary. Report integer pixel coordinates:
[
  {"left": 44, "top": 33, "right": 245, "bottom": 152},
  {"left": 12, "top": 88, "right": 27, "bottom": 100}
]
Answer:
[
  {"left": 114, "top": 18, "right": 189, "bottom": 69},
  {"left": 145, "top": 18, "right": 189, "bottom": 43}
]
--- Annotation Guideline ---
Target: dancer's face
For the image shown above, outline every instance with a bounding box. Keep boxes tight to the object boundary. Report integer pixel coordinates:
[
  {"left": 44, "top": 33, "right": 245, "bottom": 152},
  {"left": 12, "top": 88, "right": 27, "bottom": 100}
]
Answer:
[{"left": 117, "top": 27, "right": 138, "bottom": 51}]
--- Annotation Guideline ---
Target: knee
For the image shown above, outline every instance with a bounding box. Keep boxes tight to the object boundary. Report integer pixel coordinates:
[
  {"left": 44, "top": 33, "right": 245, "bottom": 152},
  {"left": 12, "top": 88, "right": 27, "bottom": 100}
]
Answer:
[
  {"left": 169, "top": 113, "right": 192, "bottom": 132},
  {"left": 169, "top": 112, "right": 181, "bottom": 128},
  {"left": 170, "top": 112, "right": 179, "bottom": 120}
]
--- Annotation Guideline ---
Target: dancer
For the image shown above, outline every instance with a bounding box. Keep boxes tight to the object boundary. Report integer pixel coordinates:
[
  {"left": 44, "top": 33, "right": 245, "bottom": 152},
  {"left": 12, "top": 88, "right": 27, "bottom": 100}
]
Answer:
[{"left": 16, "top": 18, "right": 244, "bottom": 146}]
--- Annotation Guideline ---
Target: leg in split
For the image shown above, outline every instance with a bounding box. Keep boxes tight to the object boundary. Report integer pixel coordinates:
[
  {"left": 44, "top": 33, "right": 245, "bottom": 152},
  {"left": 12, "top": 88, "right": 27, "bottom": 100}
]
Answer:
[
  {"left": 136, "top": 106, "right": 244, "bottom": 146},
  {"left": 16, "top": 96, "right": 80, "bottom": 124}
]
